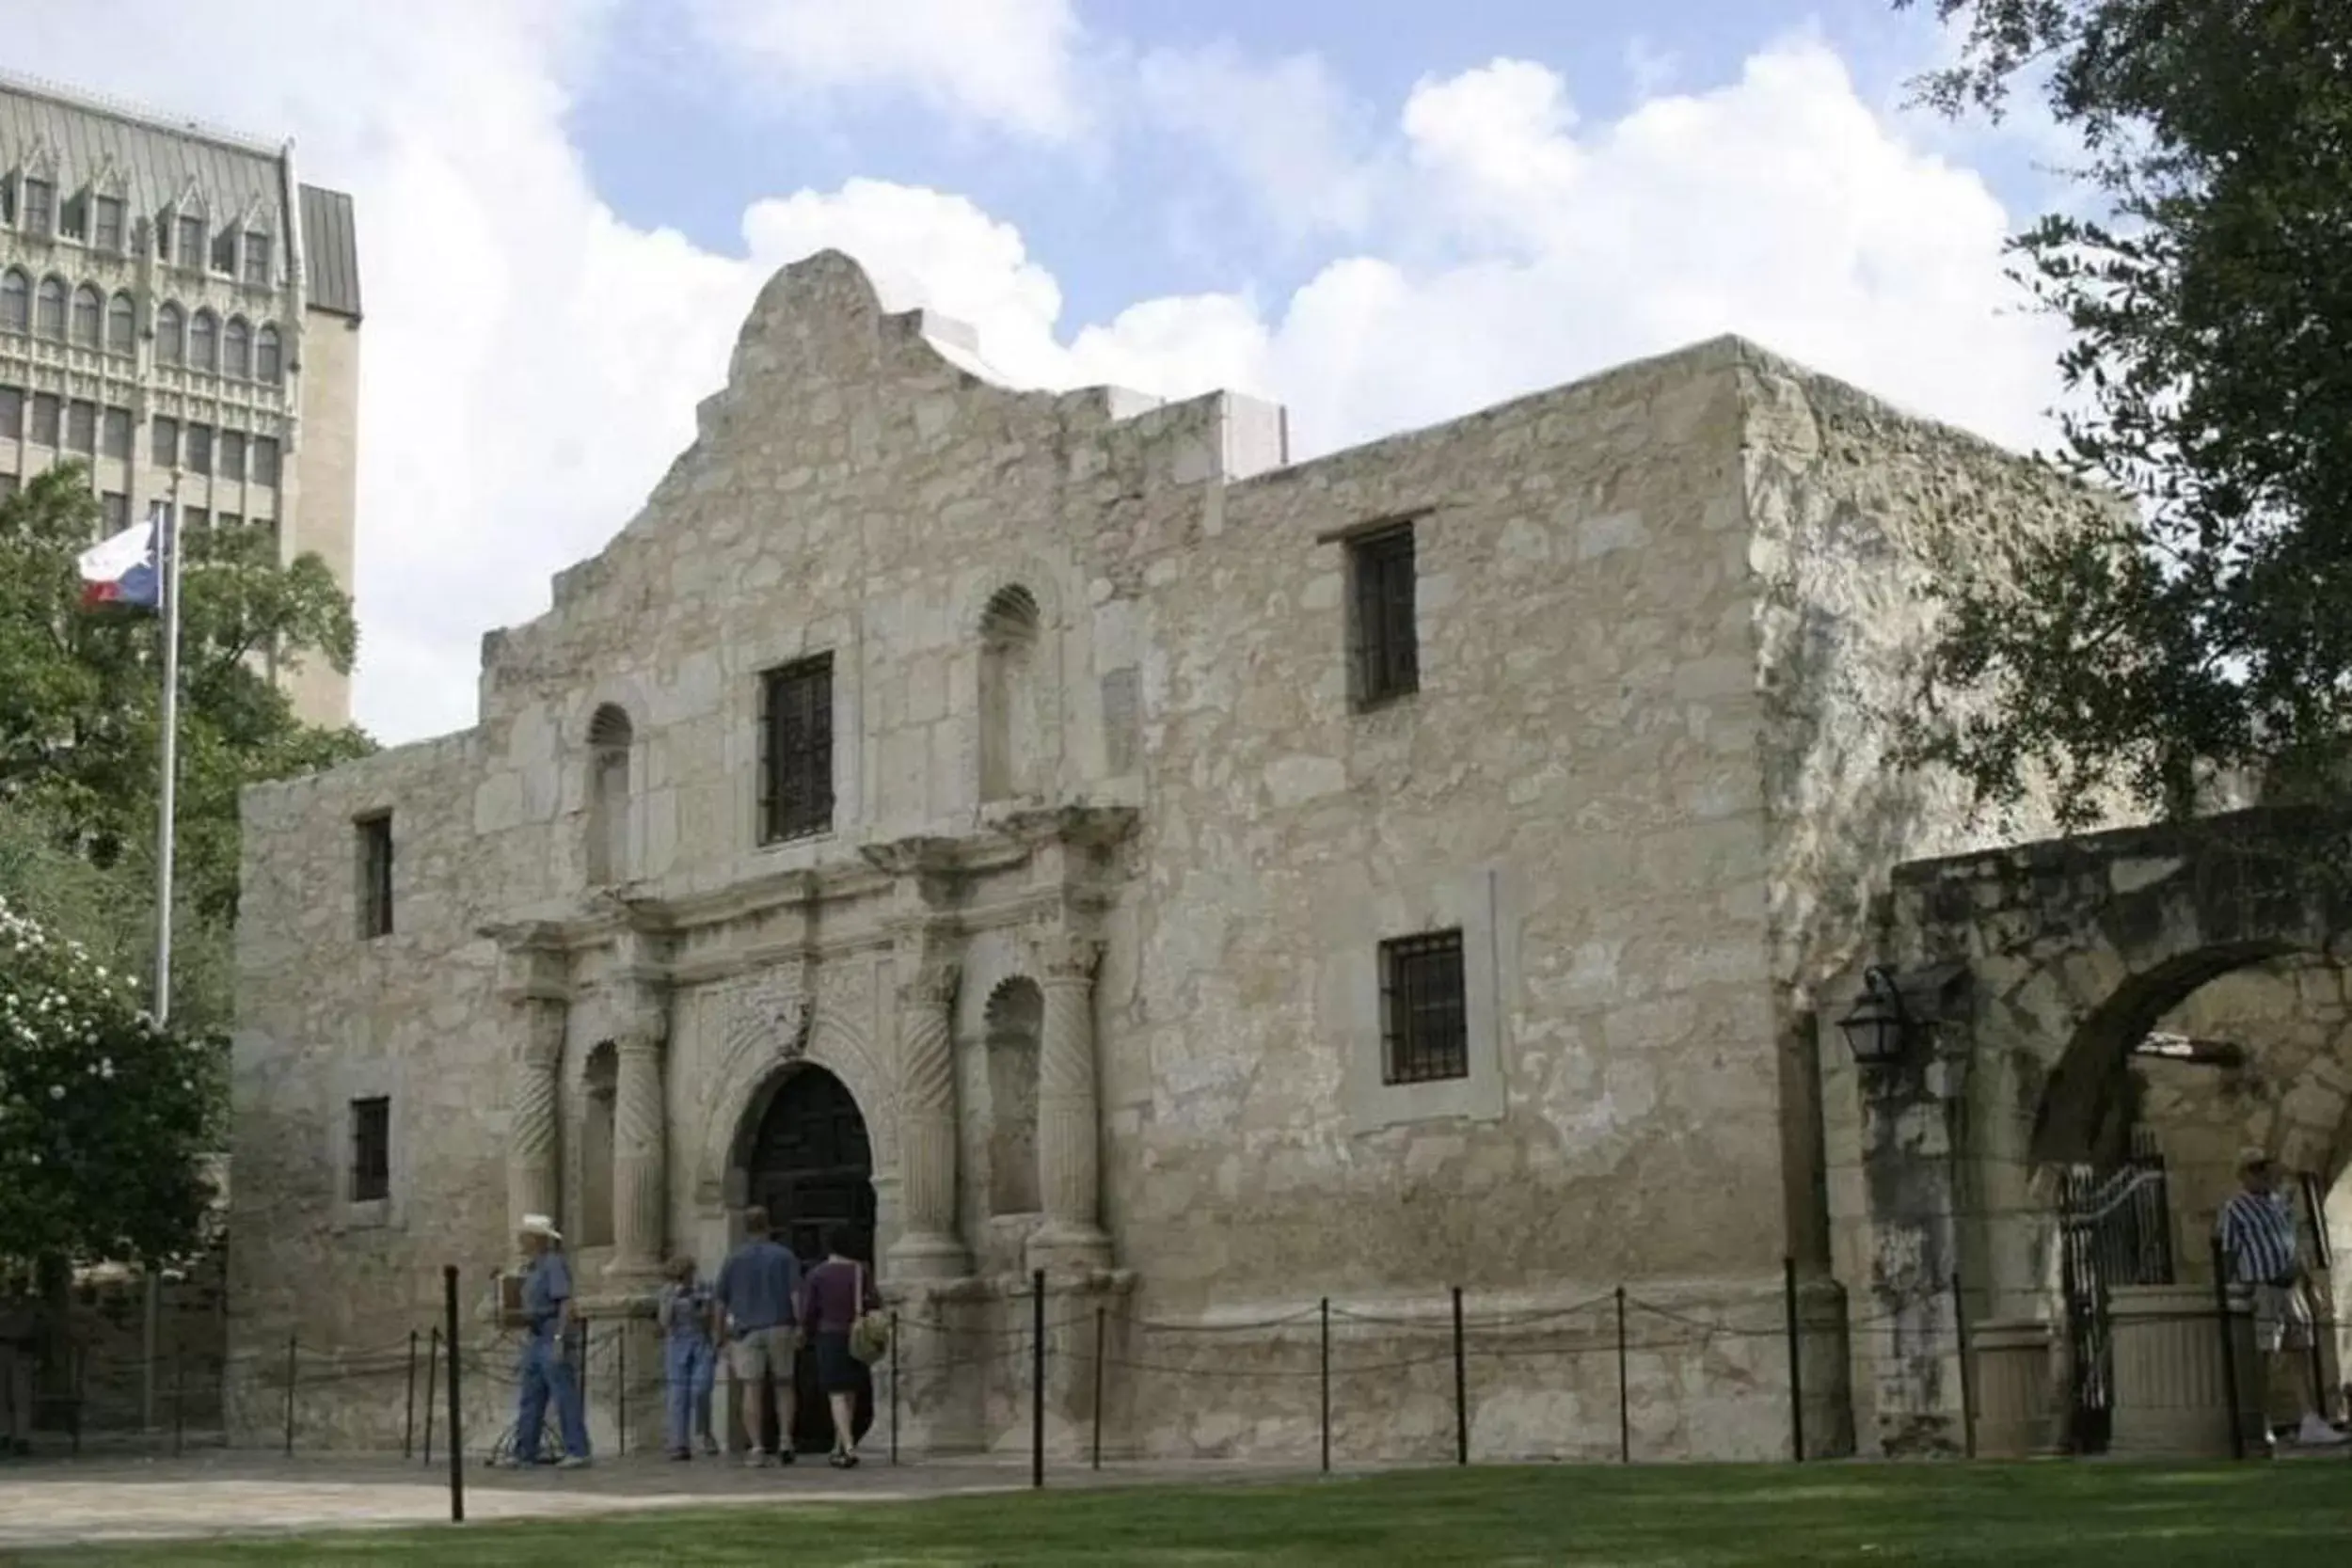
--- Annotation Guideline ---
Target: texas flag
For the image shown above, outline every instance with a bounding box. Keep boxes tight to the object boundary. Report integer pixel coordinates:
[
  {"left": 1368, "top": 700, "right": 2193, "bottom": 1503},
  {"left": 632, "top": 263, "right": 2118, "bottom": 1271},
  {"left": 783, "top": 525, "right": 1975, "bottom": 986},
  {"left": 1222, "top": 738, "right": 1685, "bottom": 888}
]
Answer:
[{"left": 77, "top": 507, "right": 164, "bottom": 610}]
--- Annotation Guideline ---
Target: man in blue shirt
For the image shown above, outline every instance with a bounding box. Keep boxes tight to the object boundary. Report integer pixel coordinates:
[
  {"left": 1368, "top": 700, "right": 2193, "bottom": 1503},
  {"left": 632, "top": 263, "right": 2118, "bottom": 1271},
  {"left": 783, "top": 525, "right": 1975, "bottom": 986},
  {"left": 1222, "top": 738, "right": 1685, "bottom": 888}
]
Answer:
[
  {"left": 2216, "top": 1149, "right": 2346, "bottom": 1449},
  {"left": 509, "top": 1213, "right": 591, "bottom": 1467},
  {"left": 713, "top": 1205, "right": 802, "bottom": 1465}
]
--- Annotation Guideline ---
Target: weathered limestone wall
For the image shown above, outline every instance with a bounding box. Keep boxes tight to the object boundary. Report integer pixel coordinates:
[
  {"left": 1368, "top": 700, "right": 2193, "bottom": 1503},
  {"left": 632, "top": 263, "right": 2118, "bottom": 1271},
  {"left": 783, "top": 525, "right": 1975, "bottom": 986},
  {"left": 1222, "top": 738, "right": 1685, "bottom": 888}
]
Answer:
[
  {"left": 229, "top": 727, "right": 521, "bottom": 1447},
  {"left": 1760, "top": 379, "right": 2132, "bottom": 1455}
]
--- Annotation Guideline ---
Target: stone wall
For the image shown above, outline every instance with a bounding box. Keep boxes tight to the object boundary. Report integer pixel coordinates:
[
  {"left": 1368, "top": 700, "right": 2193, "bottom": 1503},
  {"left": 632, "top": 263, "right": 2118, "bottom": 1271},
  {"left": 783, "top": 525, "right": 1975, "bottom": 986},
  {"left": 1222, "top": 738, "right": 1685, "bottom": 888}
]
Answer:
[{"left": 233, "top": 250, "right": 2102, "bottom": 1462}]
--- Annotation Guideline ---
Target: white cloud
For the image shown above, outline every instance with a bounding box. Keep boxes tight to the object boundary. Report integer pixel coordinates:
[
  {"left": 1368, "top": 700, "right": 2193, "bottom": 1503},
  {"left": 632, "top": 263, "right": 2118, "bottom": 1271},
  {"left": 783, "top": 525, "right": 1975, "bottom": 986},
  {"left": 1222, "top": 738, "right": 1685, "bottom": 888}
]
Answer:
[
  {"left": 1131, "top": 44, "right": 1380, "bottom": 238},
  {"left": 0, "top": 6, "right": 2067, "bottom": 748},
  {"left": 687, "top": 0, "right": 1085, "bottom": 142}
]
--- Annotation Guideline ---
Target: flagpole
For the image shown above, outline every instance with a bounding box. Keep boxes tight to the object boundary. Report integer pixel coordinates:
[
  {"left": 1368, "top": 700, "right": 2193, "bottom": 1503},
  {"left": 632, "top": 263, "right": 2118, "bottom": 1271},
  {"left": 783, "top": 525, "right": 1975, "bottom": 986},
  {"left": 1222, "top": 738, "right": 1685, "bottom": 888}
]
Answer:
[
  {"left": 153, "top": 473, "right": 183, "bottom": 1027},
  {"left": 144, "top": 472, "right": 184, "bottom": 1433}
]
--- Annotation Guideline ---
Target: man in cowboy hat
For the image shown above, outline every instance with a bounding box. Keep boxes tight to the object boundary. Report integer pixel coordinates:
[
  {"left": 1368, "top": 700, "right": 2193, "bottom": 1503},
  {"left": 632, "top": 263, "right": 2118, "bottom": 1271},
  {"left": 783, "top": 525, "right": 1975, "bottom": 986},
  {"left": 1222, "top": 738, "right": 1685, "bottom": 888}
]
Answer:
[
  {"left": 509, "top": 1213, "right": 591, "bottom": 1467},
  {"left": 2216, "top": 1148, "right": 2347, "bottom": 1449}
]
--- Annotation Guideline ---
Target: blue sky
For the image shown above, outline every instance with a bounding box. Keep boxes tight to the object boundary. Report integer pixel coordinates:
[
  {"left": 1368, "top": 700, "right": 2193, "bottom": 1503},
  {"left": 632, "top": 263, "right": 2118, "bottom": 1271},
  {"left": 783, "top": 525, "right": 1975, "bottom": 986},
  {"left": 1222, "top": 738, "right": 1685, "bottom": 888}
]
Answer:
[{"left": 2, "top": 0, "right": 2079, "bottom": 743}]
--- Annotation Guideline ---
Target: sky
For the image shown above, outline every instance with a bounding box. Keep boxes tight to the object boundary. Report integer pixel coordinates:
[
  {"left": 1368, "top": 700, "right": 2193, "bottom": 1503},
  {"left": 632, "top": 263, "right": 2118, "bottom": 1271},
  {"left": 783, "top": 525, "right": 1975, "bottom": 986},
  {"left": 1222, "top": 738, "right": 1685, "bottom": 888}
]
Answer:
[{"left": 3, "top": 0, "right": 2082, "bottom": 746}]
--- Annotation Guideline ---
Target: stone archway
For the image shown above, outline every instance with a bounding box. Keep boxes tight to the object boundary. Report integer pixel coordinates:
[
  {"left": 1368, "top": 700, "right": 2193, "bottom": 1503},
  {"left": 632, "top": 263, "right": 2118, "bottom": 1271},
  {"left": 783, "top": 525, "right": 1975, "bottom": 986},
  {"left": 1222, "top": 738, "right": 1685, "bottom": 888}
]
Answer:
[
  {"left": 1835, "top": 804, "right": 2352, "bottom": 1454},
  {"left": 730, "top": 1062, "right": 876, "bottom": 1455}
]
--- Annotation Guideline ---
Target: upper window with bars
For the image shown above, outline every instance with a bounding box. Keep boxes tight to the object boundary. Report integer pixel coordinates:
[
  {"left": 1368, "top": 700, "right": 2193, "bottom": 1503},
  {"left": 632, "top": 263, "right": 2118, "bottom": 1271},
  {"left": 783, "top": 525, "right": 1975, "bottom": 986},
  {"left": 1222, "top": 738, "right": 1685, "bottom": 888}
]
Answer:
[
  {"left": 757, "top": 653, "right": 835, "bottom": 846},
  {"left": 1347, "top": 520, "right": 1420, "bottom": 709}
]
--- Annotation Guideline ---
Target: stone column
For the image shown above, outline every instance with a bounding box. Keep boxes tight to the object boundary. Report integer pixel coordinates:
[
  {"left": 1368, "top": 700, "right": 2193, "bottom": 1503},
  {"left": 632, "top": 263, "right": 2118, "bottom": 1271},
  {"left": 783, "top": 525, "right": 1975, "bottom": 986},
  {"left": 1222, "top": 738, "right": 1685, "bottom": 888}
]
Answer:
[
  {"left": 888, "top": 954, "right": 968, "bottom": 1280},
  {"left": 609, "top": 1005, "right": 669, "bottom": 1284},
  {"left": 503, "top": 982, "right": 566, "bottom": 1235},
  {"left": 1030, "top": 931, "right": 1111, "bottom": 1272}
]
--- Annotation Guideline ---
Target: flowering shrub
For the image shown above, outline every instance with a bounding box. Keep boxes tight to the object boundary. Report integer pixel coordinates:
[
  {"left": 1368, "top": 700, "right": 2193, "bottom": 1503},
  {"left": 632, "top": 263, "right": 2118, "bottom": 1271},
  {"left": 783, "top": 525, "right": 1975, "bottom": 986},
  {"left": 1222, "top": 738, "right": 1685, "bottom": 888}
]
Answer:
[{"left": 0, "top": 894, "right": 219, "bottom": 1272}]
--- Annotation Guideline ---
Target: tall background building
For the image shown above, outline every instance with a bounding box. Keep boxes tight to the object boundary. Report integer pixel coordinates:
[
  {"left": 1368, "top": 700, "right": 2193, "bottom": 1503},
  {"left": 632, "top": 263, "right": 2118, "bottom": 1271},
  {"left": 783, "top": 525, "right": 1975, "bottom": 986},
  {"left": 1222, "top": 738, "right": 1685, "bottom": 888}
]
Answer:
[{"left": 0, "top": 70, "right": 360, "bottom": 728}]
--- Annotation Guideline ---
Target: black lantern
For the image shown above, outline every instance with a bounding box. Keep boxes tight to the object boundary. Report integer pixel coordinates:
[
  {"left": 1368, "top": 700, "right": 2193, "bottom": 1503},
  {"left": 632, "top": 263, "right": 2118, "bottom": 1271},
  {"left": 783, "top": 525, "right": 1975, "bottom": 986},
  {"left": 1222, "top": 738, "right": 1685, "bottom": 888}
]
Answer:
[{"left": 1837, "top": 965, "right": 1911, "bottom": 1066}]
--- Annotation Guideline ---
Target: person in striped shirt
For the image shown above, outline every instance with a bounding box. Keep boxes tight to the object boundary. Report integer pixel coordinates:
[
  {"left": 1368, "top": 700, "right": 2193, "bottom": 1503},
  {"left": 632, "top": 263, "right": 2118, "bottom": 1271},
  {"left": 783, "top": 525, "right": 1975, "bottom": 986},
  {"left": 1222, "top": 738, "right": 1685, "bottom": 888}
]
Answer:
[{"left": 2215, "top": 1148, "right": 2346, "bottom": 1449}]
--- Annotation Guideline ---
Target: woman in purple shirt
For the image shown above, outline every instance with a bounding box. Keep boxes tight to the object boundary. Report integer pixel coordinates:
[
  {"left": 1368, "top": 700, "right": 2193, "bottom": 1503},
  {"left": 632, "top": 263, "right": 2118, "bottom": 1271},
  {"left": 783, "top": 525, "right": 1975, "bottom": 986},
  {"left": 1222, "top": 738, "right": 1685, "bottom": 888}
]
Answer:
[{"left": 797, "top": 1224, "right": 882, "bottom": 1467}]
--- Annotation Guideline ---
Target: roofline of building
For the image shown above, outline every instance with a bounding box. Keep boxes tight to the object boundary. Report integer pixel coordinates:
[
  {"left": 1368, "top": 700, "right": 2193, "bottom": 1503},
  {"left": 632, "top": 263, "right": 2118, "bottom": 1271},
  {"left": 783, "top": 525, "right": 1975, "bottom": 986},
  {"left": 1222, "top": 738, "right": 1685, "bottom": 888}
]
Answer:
[{"left": 0, "top": 65, "right": 286, "bottom": 162}]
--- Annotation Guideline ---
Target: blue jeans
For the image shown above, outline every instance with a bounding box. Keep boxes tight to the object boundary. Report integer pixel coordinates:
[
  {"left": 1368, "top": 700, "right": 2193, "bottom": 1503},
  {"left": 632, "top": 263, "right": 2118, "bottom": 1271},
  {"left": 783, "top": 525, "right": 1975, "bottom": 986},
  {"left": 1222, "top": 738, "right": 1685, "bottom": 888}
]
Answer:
[
  {"left": 515, "top": 1331, "right": 589, "bottom": 1462},
  {"left": 664, "top": 1336, "right": 716, "bottom": 1453}
]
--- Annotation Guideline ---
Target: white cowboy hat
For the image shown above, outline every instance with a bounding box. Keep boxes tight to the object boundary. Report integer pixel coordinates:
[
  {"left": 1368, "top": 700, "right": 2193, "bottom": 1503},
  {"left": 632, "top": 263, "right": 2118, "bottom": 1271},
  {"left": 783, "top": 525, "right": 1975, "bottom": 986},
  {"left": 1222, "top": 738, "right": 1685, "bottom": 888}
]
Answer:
[{"left": 517, "top": 1213, "right": 562, "bottom": 1241}]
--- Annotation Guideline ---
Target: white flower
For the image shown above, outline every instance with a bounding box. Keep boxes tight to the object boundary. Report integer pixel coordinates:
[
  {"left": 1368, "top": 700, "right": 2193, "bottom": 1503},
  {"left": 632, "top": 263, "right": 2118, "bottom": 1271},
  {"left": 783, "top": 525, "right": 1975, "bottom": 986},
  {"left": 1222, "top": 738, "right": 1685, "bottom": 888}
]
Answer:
[{"left": 48, "top": 1084, "right": 64, "bottom": 1101}]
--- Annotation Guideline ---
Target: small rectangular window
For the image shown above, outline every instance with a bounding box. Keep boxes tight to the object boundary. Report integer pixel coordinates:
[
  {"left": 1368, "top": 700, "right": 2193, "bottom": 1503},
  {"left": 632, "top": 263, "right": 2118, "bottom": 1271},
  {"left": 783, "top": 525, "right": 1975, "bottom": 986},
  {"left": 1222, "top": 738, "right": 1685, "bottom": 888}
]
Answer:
[
  {"left": 349, "top": 1096, "right": 390, "bottom": 1203},
  {"left": 102, "top": 406, "right": 131, "bottom": 460},
  {"left": 65, "top": 400, "right": 95, "bottom": 454},
  {"left": 151, "top": 415, "right": 178, "bottom": 467},
  {"left": 356, "top": 812, "right": 394, "bottom": 938},
  {"left": 29, "top": 394, "right": 59, "bottom": 448},
  {"left": 252, "top": 436, "right": 280, "bottom": 487},
  {"left": 183, "top": 506, "right": 209, "bottom": 531},
  {"left": 185, "top": 423, "right": 213, "bottom": 475},
  {"left": 219, "top": 431, "right": 247, "bottom": 483},
  {"left": 757, "top": 653, "right": 835, "bottom": 845},
  {"left": 91, "top": 196, "right": 124, "bottom": 253},
  {"left": 101, "top": 491, "right": 127, "bottom": 532},
  {"left": 0, "top": 387, "right": 22, "bottom": 440},
  {"left": 176, "top": 214, "right": 205, "bottom": 270},
  {"left": 22, "top": 179, "right": 53, "bottom": 236},
  {"left": 1378, "top": 928, "right": 1469, "bottom": 1085},
  {"left": 1348, "top": 521, "right": 1420, "bottom": 708},
  {"left": 243, "top": 231, "right": 270, "bottom": 286}
]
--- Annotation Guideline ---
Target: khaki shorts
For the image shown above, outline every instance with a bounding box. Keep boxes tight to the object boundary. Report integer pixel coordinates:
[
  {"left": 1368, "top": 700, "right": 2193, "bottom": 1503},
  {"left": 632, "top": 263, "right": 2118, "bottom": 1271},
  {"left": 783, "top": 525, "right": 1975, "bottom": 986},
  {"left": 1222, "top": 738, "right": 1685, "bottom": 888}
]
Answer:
[
  {"left": 2254, "top": 1282, "right": 2312, "bottom": 1354},
  {"left": 727, "top": 1325, "right": 799, "bottom": 1382}
]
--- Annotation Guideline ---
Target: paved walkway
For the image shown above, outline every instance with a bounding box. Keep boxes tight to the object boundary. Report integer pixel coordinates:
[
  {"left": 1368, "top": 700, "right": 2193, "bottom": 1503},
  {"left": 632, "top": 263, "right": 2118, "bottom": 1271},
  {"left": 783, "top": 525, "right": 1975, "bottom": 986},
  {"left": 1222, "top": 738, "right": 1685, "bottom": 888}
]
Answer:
[{"left": 0, "top": 1449, "right": 1323, "bottom": 1551}]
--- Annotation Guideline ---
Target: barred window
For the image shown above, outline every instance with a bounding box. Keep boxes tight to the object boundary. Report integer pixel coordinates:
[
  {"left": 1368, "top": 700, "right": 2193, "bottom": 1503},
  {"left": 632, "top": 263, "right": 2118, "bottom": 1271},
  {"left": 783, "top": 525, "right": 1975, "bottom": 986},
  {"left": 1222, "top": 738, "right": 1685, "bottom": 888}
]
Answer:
[
  {"left": 758, "top": 653, "right": 834, "bottom": 845},
  {"left": 21, "top": 179, "right": 52, "bottom": 235},
  {"left": 92, "top": 196, "right": 124, "bottom": 253},
  {"left": 1379, "top": 929, "right": 1468, "bottom": 1085},
  {"left": 219, "top": 430, "right": 246, "bottom": 482},
  {"left": 102, "top": 406, "right": 131, "bottom": 459},
  {"left": 151, "top": 415, "right": 178, "bottom": 467},
  {"left": 243, "top": 230, "right": 271, "bottom": 286},
  {"left": 349, "top": 1097, "right": 390, "bottom": 1203},
  {"left": 0, "top": 386, "right": 21, "bottom": 439},
  {"left": 356, "top": 812, "right": 393, "bottom": 938},
  {"left": 155, "top": 303, "right": 184, "bottom": 366},
  {"left": 1347, "top": 521, "right": 1419, "bottom": 708},
  {"left": 252, "top": 435, "right": 280, "bottom": 487},
  {"left": 64, "top": 400, "right": 95, "bottom": 454}
]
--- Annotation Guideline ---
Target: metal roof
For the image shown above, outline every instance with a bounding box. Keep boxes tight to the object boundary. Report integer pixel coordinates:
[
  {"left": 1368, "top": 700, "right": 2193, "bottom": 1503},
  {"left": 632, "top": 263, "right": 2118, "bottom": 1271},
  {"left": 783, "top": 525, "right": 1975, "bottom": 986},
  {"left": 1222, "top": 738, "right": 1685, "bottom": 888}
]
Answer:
[
  {"left": 299, "top": 184, "right": 361, "bottom": 319},
  {"left": 0, "top": 70, "right": 358, "bottom": 319}
]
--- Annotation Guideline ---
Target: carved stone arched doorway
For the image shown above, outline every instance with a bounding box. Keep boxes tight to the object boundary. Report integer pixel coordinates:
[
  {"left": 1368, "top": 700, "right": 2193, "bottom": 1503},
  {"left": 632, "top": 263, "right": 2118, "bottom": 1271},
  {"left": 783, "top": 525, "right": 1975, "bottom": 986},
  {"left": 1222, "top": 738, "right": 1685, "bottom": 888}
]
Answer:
[{"left": 738, "top": 1064, "right": 876, "bottom": 1453}]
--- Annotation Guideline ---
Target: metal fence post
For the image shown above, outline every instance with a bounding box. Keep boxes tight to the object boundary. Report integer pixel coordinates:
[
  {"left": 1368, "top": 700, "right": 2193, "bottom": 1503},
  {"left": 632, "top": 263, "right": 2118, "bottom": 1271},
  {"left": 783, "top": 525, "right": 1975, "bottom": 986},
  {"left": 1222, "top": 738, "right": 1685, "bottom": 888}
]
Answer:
[
  {"left": 171, "top": 1344, "right": 185, "bottom": 1459},
  {"left": 1615, "top": 1287, "right": 1630, "bottom": 1465},
  {"left": 421, "top": 1327, "right": 438, "bottom": 1466},
  {"left": 1091, "top": 1305, "right": 1105, "bottom": 1471},
  {"left": 2211, "top": 1238, "right": 2247, "bottom": 1461},
  {"left": 403, "top": 1328, "right": 419, "bottom": 1461},
  {"left": 282, "top": 1333, "right": 296, "bottom": 1455},
  {"left": 445, "top": 1265, "right": 466, "bottom": 1523},
  {"left": 616, "top": 1323, "right": 627, "bottom": 1458},
  {"left": 1952, "top": 1271, "right": 1977, "bottom": 1459},
  {"left": 1452, "top": 1286, "right": 1469, "bottom": 1465},
  {"left": 1030, "top": 1269, "right": 1046, "bottom": 1489},
  {"left": 888, "top": 1309, "right": 900, "bottom": 1466},
  {"left": 1319, "top": 1297, "right": 1331, "bottom": 1475},
  {"left": 1784, "top": 1257, "right": 1804, "bottom": 1463}
]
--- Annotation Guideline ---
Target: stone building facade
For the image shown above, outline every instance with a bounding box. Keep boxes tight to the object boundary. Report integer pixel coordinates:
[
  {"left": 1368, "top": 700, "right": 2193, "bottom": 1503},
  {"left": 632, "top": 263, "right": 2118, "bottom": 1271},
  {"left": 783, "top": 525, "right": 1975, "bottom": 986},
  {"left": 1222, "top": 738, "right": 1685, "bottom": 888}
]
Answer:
[
  {"left": 0, "top": 68, "right": 361, "bottom": 726},
  {"left": 228, "top": 249, "right": 2105, "bottom": 1461}
]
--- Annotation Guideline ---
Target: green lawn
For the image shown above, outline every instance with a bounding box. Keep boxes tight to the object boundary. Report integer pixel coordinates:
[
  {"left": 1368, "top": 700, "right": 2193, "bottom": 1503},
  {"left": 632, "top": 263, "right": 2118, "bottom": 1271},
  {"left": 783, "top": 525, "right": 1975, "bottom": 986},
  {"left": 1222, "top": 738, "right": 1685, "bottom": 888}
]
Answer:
[{"left": 24, "top": 1462, "right": 2352, "bottom": 1566}]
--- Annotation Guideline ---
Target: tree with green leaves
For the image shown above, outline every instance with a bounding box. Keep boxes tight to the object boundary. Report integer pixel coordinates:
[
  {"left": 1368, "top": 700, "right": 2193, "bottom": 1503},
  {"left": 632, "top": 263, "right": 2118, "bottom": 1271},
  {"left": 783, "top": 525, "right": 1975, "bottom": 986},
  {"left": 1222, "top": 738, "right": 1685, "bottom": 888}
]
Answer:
[
  {"left": 0, "top": 465, "right": 371, "bottom": 1034},
  {"left": 0, "top": 893, "right": 220, "bottom": 1275},
  {"left": 1893, "top": 0, "right": 2352, "bottom": 826}
]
